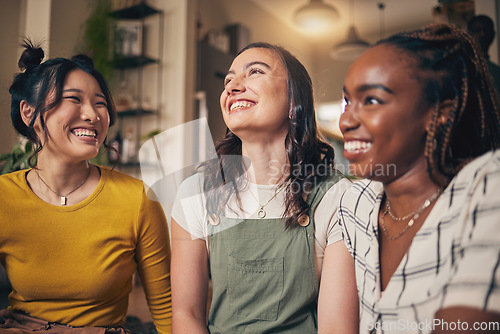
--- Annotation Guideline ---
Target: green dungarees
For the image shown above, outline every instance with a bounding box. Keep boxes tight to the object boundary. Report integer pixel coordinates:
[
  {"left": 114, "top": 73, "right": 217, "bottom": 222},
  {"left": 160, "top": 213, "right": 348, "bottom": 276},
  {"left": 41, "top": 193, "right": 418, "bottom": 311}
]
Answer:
[{"left": 207, "top": 172, "right": 343, "bottom": 333}]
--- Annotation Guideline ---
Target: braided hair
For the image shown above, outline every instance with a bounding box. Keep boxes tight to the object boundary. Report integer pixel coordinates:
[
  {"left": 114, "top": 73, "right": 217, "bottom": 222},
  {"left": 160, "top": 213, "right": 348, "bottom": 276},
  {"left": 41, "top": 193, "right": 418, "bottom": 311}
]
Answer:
[
  {"left": 377, "top": 23, "right": 500, "bottom": 186},
  {"left": 9, "top": 39, "right": 116, "bottom": 166}
]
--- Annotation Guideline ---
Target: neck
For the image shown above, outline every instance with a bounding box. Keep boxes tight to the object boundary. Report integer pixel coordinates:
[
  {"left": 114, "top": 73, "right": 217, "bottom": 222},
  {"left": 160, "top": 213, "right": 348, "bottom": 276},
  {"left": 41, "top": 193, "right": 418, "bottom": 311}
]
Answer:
[
  {"left": 382, "top": 162, "right": 442, "bottom": 216},
  {"left": 35, "top": 155, "right": 90, "bottom": 194},
  {"left": 241, "top": 137, "right": 288, "bottom": 185}
]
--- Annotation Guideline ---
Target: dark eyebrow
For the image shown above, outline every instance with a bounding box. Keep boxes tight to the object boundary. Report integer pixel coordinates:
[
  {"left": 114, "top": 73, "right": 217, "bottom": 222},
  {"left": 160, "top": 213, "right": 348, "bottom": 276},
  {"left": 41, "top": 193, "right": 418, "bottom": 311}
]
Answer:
[
  {"left": 63, "top": 88, "right": 106, "bottom": 99},
  {"left": 63, "top": 88, "right": 82, "bottom": 94},
  {"left": 343, "top": 84, "right": 394, "bottom": 95},
  {"left": 225, "top": 61, "right": 271, "bottom": 77},
  {"left": 245, "top": 61, "right": 271, "bottom": 70}
]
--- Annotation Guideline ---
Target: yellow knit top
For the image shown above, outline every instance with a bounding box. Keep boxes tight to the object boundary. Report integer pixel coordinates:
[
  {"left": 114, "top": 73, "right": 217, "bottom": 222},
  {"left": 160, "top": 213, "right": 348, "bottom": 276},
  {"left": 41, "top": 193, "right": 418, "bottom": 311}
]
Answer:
[{"left": 0, "top": 166, "right": 171, "bottom": 333}]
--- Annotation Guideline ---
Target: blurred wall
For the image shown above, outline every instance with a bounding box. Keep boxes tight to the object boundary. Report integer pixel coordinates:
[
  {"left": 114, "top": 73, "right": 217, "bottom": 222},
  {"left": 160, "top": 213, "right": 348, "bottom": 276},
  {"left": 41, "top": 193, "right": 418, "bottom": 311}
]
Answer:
[{"left": 0, "top": 0, "right": 23, "bottom": 153}]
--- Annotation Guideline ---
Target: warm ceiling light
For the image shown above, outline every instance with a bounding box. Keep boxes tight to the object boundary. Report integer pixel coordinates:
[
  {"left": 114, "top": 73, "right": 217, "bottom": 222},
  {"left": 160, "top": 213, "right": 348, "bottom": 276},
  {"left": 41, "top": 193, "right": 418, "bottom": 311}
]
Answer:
[
  {"left": 330, "top": 0, "right": 370, "bottom": 61},
  {"left": 330, "top": 26, "right": 370, "bottom": 61},
  {"left": 293, "top": 0, "right": 340, "bottom": 31}
]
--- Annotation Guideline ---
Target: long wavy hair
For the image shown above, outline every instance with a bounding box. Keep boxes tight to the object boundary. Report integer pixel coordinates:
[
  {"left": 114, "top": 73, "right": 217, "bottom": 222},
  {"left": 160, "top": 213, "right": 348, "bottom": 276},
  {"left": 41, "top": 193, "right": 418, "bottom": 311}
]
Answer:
[
  {"left": 377, "top": 24, "right": 500, "bottom": 186},
  {"left": 9, "top": 39, "right": 117, "bottom": 166},
  {"left": 200, "top": 42, "right": 336, "bottom": 228}
]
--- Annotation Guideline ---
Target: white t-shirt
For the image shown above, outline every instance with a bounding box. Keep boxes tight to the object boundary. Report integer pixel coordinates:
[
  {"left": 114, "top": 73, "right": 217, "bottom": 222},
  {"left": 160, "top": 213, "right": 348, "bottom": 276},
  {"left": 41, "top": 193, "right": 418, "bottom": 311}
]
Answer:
[{"left": 172, "top": 173, "right": 351, "bottom": 281}]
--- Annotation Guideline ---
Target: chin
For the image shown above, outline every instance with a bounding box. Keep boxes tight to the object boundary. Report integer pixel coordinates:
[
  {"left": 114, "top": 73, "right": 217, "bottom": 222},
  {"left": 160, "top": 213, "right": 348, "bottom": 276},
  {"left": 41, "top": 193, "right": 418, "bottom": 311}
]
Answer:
[
  {"left": 80, "top": 148, "right": 101, "bottom": 161},
  {"left": 350, "top": 162, "right": 398, "bottom": 182}
]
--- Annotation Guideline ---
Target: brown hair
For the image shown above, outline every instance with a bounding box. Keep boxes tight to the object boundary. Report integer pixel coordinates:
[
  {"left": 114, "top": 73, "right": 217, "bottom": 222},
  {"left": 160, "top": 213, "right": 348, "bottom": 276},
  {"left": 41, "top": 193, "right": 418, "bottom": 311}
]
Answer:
[{"left": 200, "top": 42, "right": 336, "bottom": 228}]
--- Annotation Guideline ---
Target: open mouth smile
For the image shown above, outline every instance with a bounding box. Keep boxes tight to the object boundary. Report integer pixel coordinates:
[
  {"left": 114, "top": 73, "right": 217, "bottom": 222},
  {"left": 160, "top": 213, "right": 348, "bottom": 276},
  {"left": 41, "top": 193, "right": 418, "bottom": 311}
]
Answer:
[
  {"left": 229, "top": 100, "right": 256, "bottom": 113},
  {"left": 72, "top": 128, "right": 97, "bottom": 139},
  {"left": 344, "top": 140, "right": 372, "bottom": 153}
]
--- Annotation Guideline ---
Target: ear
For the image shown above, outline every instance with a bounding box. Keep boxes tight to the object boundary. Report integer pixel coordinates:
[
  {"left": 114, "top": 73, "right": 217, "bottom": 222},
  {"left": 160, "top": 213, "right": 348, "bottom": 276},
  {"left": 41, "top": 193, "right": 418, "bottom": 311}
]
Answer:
[
  {"left": 20, "top": 100, "right": 35, "bottom": 127},
  {"left": 425, "top": 99, "right": 453, "bottom": 132},
  {"left": 437, "top": 99, "right": 453, "bottom": 126}
]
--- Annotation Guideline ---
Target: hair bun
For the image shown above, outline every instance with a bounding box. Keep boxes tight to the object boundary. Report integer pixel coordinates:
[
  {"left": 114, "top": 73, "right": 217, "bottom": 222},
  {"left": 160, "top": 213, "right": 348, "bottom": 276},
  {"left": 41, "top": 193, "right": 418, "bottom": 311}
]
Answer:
[{"left": 18, "top": 39, "right": 44, "bottom": 71}]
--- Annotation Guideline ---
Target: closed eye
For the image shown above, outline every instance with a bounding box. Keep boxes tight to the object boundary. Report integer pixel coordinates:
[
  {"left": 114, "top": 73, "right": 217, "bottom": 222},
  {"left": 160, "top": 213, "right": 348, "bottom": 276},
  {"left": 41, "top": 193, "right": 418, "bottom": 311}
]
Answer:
[
  {"left": 64, "top": 95, "right": 80, "bottom": 103},
  {"left": 249, "top": 68, "right": 264, "bottom": 76},
  {"left": 96, "top": 101, "right": 107, "bottom": 108}
]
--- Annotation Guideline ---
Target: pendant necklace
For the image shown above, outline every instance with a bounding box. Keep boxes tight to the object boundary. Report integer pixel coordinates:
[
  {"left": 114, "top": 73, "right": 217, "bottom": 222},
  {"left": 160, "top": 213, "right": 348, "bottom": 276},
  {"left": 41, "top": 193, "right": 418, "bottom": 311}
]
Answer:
[
  {"left": 35, "top": 166, "right": 91, "bottom": 206},
  {"left": 380, "top": 189, "right": 442, "bottom": 240},
  {"left": 248, "top": 182, "right": 287, "bottom": 218}
]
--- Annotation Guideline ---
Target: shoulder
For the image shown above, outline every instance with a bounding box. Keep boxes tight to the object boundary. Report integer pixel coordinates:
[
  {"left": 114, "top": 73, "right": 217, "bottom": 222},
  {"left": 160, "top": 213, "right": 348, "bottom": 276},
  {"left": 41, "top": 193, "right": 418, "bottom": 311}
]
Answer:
[
  {"left": 455, "top": 150, "right": 500, "bottom": 181},
  {"left": 99, "top": 165, "right": 144, "bottom": 188},
  {"left": 97, "top": 166, "right": 148, "bottom": 205},
  {"left": 446, "top": 151, "right": 500, "bottom": 198},
  {"left": 176, "top": 172, "right": 204, "bottom": 199},
  {"left": 337, "top": 179, "right": 382, "bottom": 238},
  {"left": 340, "top": 179, "right": 383, "bottom": 209},
  {"left": 318, "top": 177, "right": 352, "bottom": 205},
  {"left": 0, "top": 169, "right": 29, "bottom": 188}
]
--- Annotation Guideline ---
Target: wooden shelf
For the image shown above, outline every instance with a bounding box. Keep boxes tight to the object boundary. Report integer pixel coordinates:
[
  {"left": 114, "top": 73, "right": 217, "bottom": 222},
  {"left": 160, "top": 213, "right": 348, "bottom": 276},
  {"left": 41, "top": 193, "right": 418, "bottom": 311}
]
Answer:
[
  {"left": 116, "top": 108, "right": 156, "bottom": 117},
  {"left": 109, "top": 3, "right": 160, "bottom": 19},
  {"left": 113, "top": 56, "right": 158, "bottom": 69}
]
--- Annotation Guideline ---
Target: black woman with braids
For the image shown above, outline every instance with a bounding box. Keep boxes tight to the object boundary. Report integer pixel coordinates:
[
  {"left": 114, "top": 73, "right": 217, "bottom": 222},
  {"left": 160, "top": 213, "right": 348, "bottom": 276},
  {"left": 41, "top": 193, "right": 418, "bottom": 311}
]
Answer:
[
  {"left": 339, "top": 23, "right": 500, "bottom": 333},
  {"left": 171, "top": 43, "right": 358, "bottom": 333}
]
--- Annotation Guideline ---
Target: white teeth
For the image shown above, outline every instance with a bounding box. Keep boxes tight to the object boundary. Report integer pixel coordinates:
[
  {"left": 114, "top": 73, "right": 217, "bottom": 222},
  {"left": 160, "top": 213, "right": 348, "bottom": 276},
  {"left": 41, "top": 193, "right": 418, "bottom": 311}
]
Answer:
[
  {"left": 73, "top": 129, "right": 97, "bottom": 138},
  {"left": 344, "top": 141, "right": 372, "bottom": 152},
  {"left": 230, "top": 101, "right": 253, "bottom": 112}
]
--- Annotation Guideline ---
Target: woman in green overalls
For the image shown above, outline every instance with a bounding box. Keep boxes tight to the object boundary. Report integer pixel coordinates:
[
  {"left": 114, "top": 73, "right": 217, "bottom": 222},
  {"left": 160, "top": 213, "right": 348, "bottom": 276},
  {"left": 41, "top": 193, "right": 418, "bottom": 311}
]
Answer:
[{"left": 171, "top": 42, "right": 358, "bottom": 333}]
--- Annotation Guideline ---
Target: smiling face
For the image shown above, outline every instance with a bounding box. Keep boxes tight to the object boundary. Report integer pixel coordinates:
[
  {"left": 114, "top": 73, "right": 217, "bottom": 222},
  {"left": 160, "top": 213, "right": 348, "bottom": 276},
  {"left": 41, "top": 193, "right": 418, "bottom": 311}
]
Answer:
[
  {"left": 220, "top": 47, "right": 290, "bottom": 140},
  {"left": 340, "top": 44, "right": 433, "bottom": 182},
  {"left": 35, "top": 69, "right": 110, "bottom": 162}
]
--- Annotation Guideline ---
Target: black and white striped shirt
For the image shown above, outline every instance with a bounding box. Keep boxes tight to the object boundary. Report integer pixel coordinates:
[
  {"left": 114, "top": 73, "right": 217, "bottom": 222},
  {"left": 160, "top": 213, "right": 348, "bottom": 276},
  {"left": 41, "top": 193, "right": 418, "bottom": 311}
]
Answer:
[{"left": 338, "top": 151, "right": 500, "bottom": 333}]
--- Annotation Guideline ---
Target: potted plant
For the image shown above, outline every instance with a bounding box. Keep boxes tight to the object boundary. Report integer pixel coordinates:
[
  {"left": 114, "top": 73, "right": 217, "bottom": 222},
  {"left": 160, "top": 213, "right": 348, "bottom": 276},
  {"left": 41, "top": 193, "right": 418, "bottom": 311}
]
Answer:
[{"left": 0, "top": 140, "right": 35, "bottom": 175}]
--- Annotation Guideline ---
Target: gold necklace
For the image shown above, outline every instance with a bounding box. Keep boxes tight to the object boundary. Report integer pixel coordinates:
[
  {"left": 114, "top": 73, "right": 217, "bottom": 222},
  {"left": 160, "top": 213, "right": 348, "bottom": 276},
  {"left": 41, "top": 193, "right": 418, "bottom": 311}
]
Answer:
[
  {"left": 35, "top": 166, "right": 91, "bottom": 206},
  {"left": 248, "top": 183, "right": 287, "bottom": 218},
  {"left": 380, "top": 189, "right": 442, "bottom": 240}
]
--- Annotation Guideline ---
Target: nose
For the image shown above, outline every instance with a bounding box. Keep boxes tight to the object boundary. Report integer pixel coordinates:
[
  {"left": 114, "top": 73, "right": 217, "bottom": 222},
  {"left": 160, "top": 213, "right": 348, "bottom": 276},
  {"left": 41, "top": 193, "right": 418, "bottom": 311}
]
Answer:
[
  {"left": 339, "top": 103, "right": 359, "bottom": 135},
  {"left": 224, "top": 76, "right": 245, "bottom": 95},
  {"left": 80, "top": 103, "right": 100, "bottom": 123}
]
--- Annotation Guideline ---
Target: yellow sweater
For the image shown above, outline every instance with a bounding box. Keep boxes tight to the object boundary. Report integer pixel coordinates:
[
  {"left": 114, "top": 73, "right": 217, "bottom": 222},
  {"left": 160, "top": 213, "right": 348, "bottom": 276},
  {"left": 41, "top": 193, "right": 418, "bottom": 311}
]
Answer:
[{"left": 0, "top": 166, "right": 171, "bottom": 333}]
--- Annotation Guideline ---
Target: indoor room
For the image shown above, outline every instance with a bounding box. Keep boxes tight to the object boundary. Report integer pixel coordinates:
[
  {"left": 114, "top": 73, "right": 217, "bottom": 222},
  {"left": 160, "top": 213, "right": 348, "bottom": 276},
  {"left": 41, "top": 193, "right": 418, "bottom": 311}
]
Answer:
[{"left": 1, "top": 0, "right": 499, "bottom": 333}]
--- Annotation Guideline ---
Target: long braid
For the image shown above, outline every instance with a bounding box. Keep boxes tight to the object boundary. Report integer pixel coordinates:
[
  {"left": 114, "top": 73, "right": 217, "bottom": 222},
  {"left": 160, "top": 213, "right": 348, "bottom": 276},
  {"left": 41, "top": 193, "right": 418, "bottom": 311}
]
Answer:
[{"left": 377, "top": 23, "right": 500, "bottom": 186}]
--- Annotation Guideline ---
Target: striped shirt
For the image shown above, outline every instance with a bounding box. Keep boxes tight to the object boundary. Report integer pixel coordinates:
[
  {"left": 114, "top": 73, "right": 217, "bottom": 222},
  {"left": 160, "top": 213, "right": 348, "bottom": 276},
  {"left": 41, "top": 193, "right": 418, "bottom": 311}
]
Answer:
[{"left": 338, "top": 151, "right": 500, "bottom": 333}]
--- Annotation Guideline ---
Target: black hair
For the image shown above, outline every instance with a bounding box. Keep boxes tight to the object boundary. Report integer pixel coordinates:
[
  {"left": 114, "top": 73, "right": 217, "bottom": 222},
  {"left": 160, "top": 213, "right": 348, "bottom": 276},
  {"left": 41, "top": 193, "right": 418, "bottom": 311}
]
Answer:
[
  {"left": 9, "top": 39, "right": 116, "bottom": 166},
  {"left": 377, "top": 23, "right": 500, "bottom": 186}
]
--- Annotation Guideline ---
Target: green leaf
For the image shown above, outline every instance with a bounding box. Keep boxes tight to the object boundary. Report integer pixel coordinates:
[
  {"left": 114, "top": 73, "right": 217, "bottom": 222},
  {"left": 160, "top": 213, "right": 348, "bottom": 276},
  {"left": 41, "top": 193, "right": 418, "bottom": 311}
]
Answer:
[
  {"left": 12, "top": 144, "right": 24, "bottom": 156},
  {"left": 0, "top": 153, "right": 12, "bottom": 162},
  {"left": 24, "top": 141, "right": 33, "bottom": 153},
  {"left": 1, "top": 157, "right": 14, "bottom": 175}
]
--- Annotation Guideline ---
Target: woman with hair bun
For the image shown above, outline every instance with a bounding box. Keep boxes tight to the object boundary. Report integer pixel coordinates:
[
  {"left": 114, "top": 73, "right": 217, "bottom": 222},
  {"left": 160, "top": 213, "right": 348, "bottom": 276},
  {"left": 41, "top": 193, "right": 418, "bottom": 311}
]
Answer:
[{"left": 0, "top": 40, "right": 172, "bottom": 333}]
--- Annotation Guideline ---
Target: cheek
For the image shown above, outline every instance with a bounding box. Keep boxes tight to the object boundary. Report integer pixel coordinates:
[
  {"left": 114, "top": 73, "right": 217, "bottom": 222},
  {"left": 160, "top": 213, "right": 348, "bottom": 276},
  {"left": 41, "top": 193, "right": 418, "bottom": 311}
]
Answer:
[
  {"left": 101, "top": 110, "right": 111, "bottom": 125},
  {"left": 271, "top": 83, "right": 289, "bottom": 109},
  {"left": 219, "top": 91, "right": 227, "bottom": 112}
]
